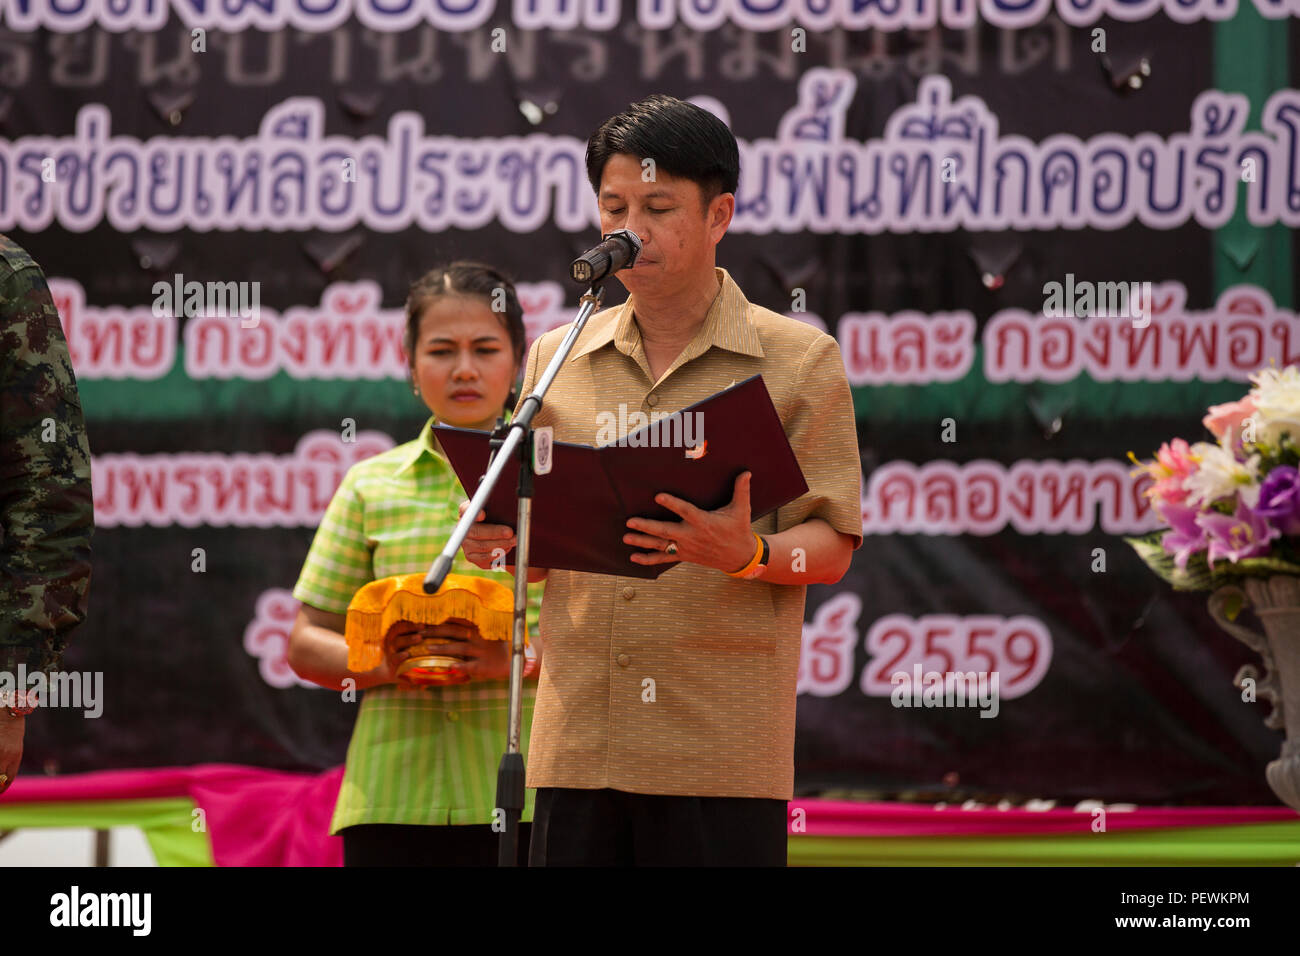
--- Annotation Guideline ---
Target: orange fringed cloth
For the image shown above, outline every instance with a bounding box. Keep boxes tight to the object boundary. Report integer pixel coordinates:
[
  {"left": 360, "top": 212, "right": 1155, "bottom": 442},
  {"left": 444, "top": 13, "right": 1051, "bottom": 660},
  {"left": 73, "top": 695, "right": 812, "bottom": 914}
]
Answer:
[{"left": 343, "top": 573, "right": 524, "bottom": 672}]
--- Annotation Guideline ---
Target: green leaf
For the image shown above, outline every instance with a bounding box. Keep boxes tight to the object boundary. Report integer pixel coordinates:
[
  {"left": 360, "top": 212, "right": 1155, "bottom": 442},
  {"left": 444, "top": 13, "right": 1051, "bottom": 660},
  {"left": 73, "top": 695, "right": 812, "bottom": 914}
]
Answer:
[
  {"left": 1123, "top": 533, "right": 1217, "bottom": 591},
  {"left": 1215, "top": 555, "right": 1300, "bottom": 577},
  {"left": 1123, "top": 534, "right": 1300, "bottom": 593},
  {"left": 1223, "top": 592, "right": 1243, "bottom": 621}
]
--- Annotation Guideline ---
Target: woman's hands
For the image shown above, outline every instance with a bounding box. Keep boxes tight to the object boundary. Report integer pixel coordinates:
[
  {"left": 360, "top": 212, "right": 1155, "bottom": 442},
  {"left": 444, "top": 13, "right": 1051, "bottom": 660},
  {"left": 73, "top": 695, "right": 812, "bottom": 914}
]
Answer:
[
  {"left": 288, "top": 606, "right": 515, "bottom": 690},
  {"left": 384, "top": 619, "right": 511, "bottom": 684}
]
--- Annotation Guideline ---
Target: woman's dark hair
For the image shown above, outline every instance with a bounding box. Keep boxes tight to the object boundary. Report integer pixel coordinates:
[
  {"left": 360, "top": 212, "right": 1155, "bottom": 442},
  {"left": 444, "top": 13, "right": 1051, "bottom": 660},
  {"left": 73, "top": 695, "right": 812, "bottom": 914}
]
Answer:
[
  {"left": 404, "top": 261, "right": 527, "bottom": 412},
  {"left": 585, "top": 94, "right": 740, "bottom": 207}
]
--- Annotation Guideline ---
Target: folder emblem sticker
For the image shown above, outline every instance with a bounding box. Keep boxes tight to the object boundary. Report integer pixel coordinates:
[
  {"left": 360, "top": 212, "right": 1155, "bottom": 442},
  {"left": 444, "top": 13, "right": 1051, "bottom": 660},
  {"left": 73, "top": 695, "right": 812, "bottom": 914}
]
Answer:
[{"left": 534, "top": 426, "right": 553, "bottom": 475}]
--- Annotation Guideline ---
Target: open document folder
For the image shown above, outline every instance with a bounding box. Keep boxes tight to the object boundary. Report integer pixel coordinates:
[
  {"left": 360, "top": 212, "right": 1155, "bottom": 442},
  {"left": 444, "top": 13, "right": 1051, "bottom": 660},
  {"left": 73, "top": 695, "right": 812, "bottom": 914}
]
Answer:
[{"left": 434, "top": 374, "right": 808, "bottom": 579}]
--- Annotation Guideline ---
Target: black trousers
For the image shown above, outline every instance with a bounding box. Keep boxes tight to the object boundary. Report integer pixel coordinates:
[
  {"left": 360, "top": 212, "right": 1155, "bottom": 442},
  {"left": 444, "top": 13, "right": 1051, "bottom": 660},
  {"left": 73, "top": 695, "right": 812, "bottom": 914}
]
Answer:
[
  {"left": 528, "top": 787, "right": 788, "bottom": 866},
  {"left": 340, "top": 822, "right": 531, "bottom": 867}
]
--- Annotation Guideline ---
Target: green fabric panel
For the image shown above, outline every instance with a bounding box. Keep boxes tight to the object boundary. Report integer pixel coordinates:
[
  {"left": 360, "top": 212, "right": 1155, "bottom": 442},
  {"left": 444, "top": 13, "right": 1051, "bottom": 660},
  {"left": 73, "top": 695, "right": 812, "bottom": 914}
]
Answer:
[
  {"left": 1213, "top": 7, "right": 1291, "bottom": 306},
  {"left": 789, "top": 821, "right": 1300, "bottom": 866},
  {"left": 79, "top": 348, "right": 411, "bottom": 424},
  {"left": 0, "top": 798, "right": 215, "bottom": 867},
  {"left": 80, "top": 348, "right": 1253, "bottom": 427},
  {"left": 849, "top": 365, "right": 1247, "bottom": 424}
]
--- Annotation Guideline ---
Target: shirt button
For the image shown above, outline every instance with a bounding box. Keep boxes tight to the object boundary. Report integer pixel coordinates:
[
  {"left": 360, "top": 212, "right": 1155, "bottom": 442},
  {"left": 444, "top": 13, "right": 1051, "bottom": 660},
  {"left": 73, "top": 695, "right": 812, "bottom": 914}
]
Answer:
[
  {"left": 616, "top": 653, "right": 630, "bottom": 667},
  {"left": 647, "top": 393, "right": 659, "bottom": 407},
  {"left": 622, "top": 586, "right": 635, "bottom": 600},
  {"left": 446, "top": 711, "right": 460, "bottom": 722}
]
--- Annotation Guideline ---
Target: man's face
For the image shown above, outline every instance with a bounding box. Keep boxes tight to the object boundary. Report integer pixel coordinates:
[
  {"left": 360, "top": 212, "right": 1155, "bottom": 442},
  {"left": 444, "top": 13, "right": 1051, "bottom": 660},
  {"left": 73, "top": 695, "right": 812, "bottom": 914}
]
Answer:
[{"left": 596, "top": 153, "right": 733, "bottom": 299}]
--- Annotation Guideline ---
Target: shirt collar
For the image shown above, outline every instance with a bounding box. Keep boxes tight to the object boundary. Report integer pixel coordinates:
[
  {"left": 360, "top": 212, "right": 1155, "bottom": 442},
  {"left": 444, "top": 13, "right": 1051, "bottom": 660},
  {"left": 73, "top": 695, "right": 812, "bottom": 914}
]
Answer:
[
  {"left": 392, "top": 416, "right": 441, "bottom": 477},
  {"left": 393, "top": 410, "right": 517, "bottom": 477},
  {"left": 567, "top": 266, "right": 765, "bottom": 365}
]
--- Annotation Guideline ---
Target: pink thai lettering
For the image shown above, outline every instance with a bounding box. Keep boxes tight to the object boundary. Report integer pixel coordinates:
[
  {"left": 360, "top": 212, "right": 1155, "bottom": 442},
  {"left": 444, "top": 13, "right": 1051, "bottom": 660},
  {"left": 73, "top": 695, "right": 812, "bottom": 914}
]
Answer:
[
  {"left": 862, "top": 459, "right": 1162, "bottom": 535},
  {"left": 797, "top": 591, "right": 861, "bottom": 697},
  {"left": 91, "top": 430, "right": 395, "bottom": 528}
]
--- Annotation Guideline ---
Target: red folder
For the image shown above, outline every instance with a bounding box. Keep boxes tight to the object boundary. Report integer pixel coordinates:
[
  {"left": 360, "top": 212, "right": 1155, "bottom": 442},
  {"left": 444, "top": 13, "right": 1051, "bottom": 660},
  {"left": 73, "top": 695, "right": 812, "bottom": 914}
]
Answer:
[{"left": 433, "top": 375, "right": 808, "bottom": 578}]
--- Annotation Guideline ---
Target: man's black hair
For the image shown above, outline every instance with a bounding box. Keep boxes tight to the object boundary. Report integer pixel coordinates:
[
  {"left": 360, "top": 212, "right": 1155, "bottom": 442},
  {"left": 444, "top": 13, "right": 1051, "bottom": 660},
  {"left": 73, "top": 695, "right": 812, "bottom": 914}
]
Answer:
[{"left": 585, "top": 94, "right": 740, "bottom": 207}]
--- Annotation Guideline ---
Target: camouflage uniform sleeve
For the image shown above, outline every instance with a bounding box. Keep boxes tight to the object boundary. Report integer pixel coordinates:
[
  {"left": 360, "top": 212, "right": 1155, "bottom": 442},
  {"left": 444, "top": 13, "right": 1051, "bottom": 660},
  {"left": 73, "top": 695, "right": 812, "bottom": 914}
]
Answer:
[{"left": 0, "top": 236, "right": 94, "bottom": 677}]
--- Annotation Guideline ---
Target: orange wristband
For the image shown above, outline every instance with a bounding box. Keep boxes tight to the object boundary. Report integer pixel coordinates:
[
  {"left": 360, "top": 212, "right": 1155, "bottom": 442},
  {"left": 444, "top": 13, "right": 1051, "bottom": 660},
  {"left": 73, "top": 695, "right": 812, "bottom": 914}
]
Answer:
[{"left": 727, "top": 532, "right": 764, "bottom": 578}]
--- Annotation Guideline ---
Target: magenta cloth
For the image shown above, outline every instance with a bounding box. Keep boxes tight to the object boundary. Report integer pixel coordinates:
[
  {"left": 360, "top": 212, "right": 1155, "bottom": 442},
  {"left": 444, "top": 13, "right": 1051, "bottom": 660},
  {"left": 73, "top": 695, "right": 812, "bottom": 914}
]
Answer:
[
  {"left": 789, "top": 798, "right": 1298, "bottom": 837},
  {"left": 3, "top": 763, "right": 344, "bottom": 867}
]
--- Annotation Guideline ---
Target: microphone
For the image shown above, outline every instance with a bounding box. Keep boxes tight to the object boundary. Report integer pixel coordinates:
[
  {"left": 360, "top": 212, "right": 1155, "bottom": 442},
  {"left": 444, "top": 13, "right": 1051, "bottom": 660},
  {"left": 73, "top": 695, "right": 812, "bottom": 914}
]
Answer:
[{"left": 570, "top": 229, "right": 642, "bottom": 284}]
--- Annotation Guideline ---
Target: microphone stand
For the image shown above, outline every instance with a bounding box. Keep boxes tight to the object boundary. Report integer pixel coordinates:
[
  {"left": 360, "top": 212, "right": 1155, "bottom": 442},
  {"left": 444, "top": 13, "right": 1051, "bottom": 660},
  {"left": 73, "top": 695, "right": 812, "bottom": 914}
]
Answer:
[{"left": 423, "top": 279, "right": 608, "bottom": 866}]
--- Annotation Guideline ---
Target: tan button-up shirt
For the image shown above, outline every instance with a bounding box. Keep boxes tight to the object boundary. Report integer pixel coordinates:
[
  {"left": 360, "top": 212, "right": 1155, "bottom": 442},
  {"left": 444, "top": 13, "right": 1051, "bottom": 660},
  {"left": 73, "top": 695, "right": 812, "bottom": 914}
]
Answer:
[{"left": 518, "top": 266, "right": 862, "bottom": 800}]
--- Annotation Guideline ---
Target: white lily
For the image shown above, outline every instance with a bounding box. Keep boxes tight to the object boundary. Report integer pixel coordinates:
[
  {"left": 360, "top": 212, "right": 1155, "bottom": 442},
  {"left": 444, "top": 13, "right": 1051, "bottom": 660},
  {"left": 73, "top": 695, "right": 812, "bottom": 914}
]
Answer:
[
  {"left": 1249, "top": 365, "right": 1300, "bottom": 447},
  {"left": 1185, "top": 442, "right": 1261, "bottom": 508}
]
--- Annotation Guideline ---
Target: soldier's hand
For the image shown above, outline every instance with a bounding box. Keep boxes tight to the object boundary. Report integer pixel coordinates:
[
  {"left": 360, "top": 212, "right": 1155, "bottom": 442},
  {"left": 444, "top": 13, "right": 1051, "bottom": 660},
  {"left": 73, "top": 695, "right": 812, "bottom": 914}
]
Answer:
[{"left": 0, "top": 715, "right": 24, "bottom": 796}]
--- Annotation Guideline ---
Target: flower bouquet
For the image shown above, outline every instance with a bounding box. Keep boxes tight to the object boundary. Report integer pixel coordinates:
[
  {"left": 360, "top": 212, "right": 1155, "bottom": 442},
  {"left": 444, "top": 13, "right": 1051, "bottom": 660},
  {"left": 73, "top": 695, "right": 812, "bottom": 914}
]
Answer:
[
  {"left": 1126, "top": 365, "right": 1300, "bottom": 811},
  {"left": 1125, "top": 366, "right": 1300, "bottom": 591}
]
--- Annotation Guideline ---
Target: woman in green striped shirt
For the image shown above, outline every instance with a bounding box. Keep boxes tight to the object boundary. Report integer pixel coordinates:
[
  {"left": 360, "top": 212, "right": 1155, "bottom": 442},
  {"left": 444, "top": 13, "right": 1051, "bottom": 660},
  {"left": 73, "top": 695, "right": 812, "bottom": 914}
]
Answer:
[{"left": 287, "top": 261, "right": 543, "bottom": 865}]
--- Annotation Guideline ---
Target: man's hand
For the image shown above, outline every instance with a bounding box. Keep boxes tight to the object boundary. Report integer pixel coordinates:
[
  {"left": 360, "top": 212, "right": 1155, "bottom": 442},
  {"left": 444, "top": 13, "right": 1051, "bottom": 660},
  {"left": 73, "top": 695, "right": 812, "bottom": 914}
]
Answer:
[
  {"left": 458, "top": 501, "right": 516, "bottom": 571},
  {"left": 457, "top": 501, "right": 549, "bottom": 581},
  {"left": 623, "top": 471, "right": 758, "bottom": 573},
  {"left": 0, "top": 715, "right": 23, "bottom": 796}
]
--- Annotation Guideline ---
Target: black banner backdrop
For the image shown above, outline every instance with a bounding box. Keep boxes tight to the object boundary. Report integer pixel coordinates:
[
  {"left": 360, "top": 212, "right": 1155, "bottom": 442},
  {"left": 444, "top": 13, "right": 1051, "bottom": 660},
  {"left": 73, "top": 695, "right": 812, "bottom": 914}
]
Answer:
[{"left": 5, "top": 8, "right": 1296, "bottom": 804}]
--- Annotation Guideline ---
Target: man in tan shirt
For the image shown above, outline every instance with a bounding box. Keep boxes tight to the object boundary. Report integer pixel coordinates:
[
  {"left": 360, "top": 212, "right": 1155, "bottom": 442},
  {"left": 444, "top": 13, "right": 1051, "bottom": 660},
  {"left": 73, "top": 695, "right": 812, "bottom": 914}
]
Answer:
[{"left": 462, "top": 94, "right": 862, "bottom": 865}]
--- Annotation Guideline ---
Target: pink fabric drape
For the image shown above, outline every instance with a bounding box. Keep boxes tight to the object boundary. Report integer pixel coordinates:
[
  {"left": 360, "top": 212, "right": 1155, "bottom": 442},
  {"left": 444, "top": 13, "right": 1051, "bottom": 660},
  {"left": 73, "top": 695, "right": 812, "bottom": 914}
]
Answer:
[
  {"left": 792, "top": 798, "right": 1297, "bottom": 836},
  {"left": 3, "top": 763, "right": 345, "bottom": 867}
]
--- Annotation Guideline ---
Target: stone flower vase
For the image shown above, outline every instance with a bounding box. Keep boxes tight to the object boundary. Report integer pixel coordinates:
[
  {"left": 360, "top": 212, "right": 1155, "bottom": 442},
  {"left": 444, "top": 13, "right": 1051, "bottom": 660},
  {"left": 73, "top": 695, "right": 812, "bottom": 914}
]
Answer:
[{"left": 1208, "top": 575, "right": 1300, "bottom": 812}]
